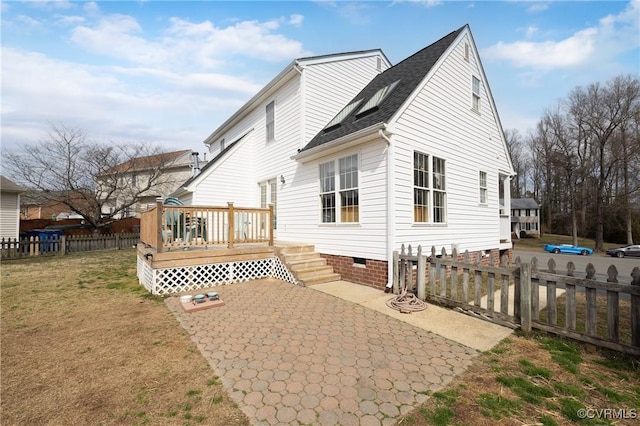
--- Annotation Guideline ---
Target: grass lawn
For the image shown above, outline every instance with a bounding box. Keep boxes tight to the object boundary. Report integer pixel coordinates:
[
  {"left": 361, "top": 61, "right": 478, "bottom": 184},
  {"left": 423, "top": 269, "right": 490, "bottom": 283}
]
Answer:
[
  {"left": 1, "top": 249, "right": 249, "bottom": 426},
  {"left": 1, "top": 249, "right": 638, "bottom": 426}
]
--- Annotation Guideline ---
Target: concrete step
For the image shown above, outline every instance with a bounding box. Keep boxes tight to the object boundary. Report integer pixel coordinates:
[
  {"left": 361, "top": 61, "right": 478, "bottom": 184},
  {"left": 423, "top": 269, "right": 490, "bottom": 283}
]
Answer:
[
  {"left": 295, "top": 266, "right": 337, "bottom": 280},
  {"left": 301, "top": 273, "right": 342, "bottom": 286}
]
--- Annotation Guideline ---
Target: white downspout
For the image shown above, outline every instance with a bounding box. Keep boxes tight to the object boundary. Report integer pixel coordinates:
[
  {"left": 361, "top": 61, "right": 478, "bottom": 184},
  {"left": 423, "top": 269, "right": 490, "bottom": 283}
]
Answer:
[
  {"left": 378, "top": 127, "right": 394, "bottom": 289},
  {"left": 294, "top": 62, "right": 305, "bottom": 150}
]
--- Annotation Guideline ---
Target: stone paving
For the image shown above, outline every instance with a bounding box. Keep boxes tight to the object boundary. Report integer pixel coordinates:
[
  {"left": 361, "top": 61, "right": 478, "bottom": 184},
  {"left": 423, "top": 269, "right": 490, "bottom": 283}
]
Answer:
[{"left": 167, "top": 279, "right": 479, "bottom": 426}]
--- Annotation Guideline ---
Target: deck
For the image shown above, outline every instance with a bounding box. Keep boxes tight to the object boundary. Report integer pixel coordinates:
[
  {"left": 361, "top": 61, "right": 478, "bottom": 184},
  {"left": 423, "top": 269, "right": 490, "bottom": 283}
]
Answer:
[{"left": 137, "top": 200, "right": 299, "bottom": 294}]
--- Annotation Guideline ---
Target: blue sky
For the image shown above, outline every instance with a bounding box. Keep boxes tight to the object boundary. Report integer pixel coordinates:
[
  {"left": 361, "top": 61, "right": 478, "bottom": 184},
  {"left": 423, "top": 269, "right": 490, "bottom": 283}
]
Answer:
[{"left": 2, "top": 1, "right": 638, "bottom": 155}]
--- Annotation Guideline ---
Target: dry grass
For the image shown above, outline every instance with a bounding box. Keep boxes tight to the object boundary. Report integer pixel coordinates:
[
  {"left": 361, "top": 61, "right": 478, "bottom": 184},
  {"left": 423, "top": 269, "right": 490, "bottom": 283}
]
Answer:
[
  {"left": 0, "top": 249, "right": 249, "bottom": 426},
  {"left": 398, "top": 333, "right": 640, "bottom": 426},
  {"left": 2, "top": 249, "right": 638, "bottom": 426}
]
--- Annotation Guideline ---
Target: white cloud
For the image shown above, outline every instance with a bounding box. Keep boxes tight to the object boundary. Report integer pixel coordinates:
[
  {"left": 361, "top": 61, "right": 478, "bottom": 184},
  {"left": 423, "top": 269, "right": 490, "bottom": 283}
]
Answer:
[
  {"left": 54, "top": 14, "right": 85, "bottom": 26},
  {"left": 15, "top": 14, "right": 42, "bottom": 30},
  {"left": 289, "top": 14, "right": 304, "bottom": 27},
  {"left": 526, "top": 2, "right": 550, "bottom": 14},
  {"left": 27, "top": 0, "right": 73, "bottom": 10},
  {"left": 482, "top": 0, "right": 639, "bottom": 71}
]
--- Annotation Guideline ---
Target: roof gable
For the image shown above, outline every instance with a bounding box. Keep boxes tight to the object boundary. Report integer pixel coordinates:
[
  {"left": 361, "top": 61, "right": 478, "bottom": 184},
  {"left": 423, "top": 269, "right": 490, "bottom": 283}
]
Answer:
[
  {"left": 1, "top": 175, "right": 26, "bottom": 193},
  {"left": 203, "top": 50, "right": 388, "bottom": 147},
  {"left": 300, "top": 26, "right": 466, "bottom": 153}
]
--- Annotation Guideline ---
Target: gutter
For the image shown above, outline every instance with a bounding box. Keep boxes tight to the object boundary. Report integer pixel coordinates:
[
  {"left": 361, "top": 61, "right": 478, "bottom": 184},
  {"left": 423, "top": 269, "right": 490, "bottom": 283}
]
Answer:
[{"left": 377, "top": 127, "right": 395, "bottom": 289}]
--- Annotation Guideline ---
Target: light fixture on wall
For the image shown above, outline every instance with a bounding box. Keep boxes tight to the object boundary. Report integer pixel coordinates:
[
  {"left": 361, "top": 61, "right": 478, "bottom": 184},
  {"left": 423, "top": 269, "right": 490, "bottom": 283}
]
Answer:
[{"left": 280, "top": 175, "right": 285, "bottom": 184}]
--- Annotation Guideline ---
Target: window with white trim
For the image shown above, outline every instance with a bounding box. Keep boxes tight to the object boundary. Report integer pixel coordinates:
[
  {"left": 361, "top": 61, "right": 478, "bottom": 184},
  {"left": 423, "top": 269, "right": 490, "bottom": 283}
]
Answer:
[
  {"left": 319, "top": 154, "right": 359, "bottom": 223},
  {"left": 472, "top": 76, "right": 481, "bottom": 113},
  {"left": 479, "top": 171, "right": 487, "bottom": 204},
  {"left": 413, "top": 151, "right": 446, "bottom": 223},
  {"left": 266, "top": 100, "right": 275, "bottom": 142},
  {"left": 433, "top": 157, "right": 446, "bottom": 223}
]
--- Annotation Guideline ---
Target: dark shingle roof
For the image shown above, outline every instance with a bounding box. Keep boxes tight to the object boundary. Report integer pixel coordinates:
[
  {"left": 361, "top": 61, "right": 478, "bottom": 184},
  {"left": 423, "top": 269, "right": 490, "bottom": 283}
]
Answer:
[
  {"left": 511, "top": 198, "right": 539, "bottom": 209},
  {"left": 300, "top": 25, "right": 466, "bottom": 153}
]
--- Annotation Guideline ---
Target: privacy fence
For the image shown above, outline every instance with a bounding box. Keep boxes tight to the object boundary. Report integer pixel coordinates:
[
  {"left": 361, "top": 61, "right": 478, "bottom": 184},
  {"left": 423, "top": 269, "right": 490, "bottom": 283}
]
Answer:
[
  {"left": 394, "top": 245, "right": 640, "bottom": 356},
  {"left": 1, "top": 233, "right": 140, "bottom": 260}
]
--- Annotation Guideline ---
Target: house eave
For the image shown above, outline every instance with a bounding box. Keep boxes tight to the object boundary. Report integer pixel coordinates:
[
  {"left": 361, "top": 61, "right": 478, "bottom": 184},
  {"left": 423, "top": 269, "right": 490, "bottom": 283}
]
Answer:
[
  {"left": 203, "top": 62, "right": 300, "bottom": 146},
  {"left": 292, "top": 123, "right": 387, "bottom": 164}
]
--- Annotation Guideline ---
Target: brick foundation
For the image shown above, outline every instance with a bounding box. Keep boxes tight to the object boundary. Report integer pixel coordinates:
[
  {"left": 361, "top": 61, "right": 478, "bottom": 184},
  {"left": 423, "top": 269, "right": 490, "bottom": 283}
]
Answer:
[
  {"left": 320, "top": 254, "right": 388, "bottom": 290},
  {"left": 321, "top": 248, "right": 512, "bottom": 291}
]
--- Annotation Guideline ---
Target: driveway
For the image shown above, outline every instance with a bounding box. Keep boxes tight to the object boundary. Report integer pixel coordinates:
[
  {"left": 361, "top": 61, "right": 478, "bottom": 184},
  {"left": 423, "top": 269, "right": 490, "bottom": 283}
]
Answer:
[{"left": 167, "top": 279, "right": 479, "bottom": 426}]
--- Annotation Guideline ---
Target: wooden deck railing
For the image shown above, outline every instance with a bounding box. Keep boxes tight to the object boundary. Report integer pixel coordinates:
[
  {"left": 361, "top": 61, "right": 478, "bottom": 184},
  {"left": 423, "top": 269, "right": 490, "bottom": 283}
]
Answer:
[{"left": 139, "top": 199, "right": 274, "bottom": 252}]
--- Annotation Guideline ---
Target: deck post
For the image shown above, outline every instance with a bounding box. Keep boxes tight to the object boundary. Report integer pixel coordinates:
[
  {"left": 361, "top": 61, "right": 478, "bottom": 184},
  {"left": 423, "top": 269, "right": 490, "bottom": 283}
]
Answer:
[
  {"left": 268, "top": 204, "right": 274, "bottom": 246},
  {"left": 156, "top": 198, "right": 164, "bottom": 253},
  {"left": 228, "top": 202, "right": 235, "bottom": 249}
]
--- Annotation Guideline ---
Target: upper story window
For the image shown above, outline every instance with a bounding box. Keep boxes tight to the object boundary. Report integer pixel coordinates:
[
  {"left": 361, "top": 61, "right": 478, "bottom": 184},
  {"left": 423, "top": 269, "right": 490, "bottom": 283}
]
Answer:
[
  {"left": 266, "top": 100, "right": 275, "bottom": 142},
  {"left": 479, "top": 171, "right": 487, "bottom": 204},
  {"left": 220, "top": 138, "right": 225, "bottom": 151},
  {"left": 414, "top": 151, "right": 447, "bottom": 223},
  {"left": 472, "top": 76, "right": 481, "bottom": 113},
  {"left": 464, "top": 43, "right": 470, "bottom": 62},
  {"left": 319, "top": 154, "right": 359, "bottom": 224}
]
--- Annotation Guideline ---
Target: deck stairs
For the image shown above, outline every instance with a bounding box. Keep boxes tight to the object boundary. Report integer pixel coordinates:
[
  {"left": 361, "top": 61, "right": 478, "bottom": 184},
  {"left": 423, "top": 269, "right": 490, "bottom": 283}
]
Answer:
[{"left": 276, "top": 244, "right": 340, "bottom": 286}]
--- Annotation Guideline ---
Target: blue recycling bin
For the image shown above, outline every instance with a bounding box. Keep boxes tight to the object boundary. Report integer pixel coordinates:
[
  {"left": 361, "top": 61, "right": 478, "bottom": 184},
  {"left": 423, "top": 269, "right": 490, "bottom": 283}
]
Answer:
[{"left": 25, "top": 229, "right": 64, "bottom": 252}]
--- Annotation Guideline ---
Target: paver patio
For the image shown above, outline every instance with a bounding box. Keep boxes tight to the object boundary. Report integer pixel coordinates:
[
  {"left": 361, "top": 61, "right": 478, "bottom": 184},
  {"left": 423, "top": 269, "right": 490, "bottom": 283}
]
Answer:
[{"left": 167, "top": 279, "right": 479, "bottom": 426}]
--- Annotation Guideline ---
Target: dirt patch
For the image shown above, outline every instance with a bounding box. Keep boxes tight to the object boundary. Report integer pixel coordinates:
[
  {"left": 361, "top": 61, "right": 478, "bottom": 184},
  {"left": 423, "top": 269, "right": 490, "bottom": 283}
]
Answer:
[{"left": 1, "top": 250, "right": 249, "bottom": 426}]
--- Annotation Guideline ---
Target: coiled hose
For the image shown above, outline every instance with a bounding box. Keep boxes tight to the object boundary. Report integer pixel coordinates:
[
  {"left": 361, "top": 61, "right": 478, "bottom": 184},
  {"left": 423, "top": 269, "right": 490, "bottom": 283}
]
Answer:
[{"left": 385, "top": 288, "right": 427, "bottom": 312}]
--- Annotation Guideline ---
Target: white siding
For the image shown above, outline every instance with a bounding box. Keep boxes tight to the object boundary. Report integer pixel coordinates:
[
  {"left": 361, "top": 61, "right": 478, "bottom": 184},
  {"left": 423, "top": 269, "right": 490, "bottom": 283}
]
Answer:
[
  {"left": 277, "top": 140, "right": 388, "bottom": 260},
  {"left": 190, "top": 54, "right": 385, "bottom": 230},
  {"left": 1, "top": 192, "right": 20, "bottom": 240},
  {"left": 303, "top": 55, "right": 387, "bottom": 145},
  {"left": 392, "top": 33, "right": 512, "bottom": 254}
]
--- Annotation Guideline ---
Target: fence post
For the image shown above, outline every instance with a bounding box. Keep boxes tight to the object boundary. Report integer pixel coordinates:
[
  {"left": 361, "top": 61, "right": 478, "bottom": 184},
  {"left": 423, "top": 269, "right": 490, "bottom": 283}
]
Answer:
[
  {"left": 417, "top": 246, "right": 426, "bottom": 300},
  {"left": 115, "top": 233, "right": 121, "bottom": 250},
  {"left": 156, "top": 198, "right": 164, "bottom": 254},
  {"left": 520, "top": 262, "right": 532, "bottom": 333},
  {"left": 59, "top": 235, "right": 67, "bottom": 256},
  {"left": 392, "top": 250, "right": 399, "bottom": 294},
  {"left": 228, "top": 202, "right": 235, "bottom": 249},
  {"left": 631, "top": 267, "right": 640, "bottom": 348}
]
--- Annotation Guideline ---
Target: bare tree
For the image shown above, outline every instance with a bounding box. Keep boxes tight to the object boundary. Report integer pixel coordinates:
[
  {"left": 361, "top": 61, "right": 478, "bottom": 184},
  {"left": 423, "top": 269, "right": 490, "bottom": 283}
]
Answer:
[{"left": 2, "top": 123, "right": 180, "bottom": 230}]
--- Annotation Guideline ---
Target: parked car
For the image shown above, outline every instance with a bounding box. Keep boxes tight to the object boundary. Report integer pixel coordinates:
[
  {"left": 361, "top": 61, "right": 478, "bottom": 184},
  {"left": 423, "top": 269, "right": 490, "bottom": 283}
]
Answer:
[
  {"left": 543, "top": 243, "right": 593, "bottom": 256},
  {"left": 605, "top": 245, "right": 640, "bottom": 258}
]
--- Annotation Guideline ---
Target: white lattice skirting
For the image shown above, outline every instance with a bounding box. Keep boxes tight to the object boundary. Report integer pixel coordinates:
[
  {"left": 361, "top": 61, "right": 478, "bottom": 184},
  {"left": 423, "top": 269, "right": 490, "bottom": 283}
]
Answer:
[{"left": 137, "top": 255, "right": 298, "bottom": 295}]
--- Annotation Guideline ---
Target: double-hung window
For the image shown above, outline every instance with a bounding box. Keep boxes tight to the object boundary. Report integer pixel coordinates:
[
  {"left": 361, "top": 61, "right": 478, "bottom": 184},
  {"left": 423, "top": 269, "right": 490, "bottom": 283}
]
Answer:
[
  {"left": 472, "top": 76, "right": 481, "bottom": 113},
  {"left": 479, "top": 171, "right": 488, "bottom": 204},
  {"left": 414, "top": 151, "right": 446, "bottom": 223},
  {"left": 319, "top": 154, "right": 359, "bottom": 223},
  {"left": 266, "top": 101, "right": 275, "bottom": 142}
]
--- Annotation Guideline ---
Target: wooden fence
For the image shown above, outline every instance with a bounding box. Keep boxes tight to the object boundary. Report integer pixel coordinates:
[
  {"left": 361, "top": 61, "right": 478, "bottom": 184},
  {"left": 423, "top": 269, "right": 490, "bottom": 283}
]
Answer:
[
  {"left": 1, "top": 233, "right": 140, "bottom": 259},
  {"left": 394, "top": 244, "right": 640, "bottom": 356}
]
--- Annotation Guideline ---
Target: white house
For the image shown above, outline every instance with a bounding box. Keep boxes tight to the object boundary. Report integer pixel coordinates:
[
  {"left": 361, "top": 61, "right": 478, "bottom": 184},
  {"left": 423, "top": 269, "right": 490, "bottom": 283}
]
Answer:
[
  {"left": 511, "top": 198, "right": 541, "bottom": 238},
  {"left": 173, "top": 25, "right": 514, "bottom": 289},
  {"left": 1, "top": 176, "right": 26, "bottom": 240},
  {"left": 101, "top": 149, "right": 207, "bottom": 218}
]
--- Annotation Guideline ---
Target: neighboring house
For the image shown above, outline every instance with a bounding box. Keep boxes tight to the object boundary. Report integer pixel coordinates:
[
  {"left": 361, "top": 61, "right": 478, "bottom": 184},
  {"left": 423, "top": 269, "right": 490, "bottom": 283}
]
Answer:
[
  {"left": 173, "top": 25, "right": 514, "bottom": 288},
  {"left": 101, "top": 149, "right": 207, "bottom": 218},
  {"left": 1, "top": 176, "right": 26, "bottom": 240},
  {"left": 511, "top": 198, "right": 540, "bottom": 238},
  {"left": 21, "top": 191, "right": 88, "bottom": 220}
]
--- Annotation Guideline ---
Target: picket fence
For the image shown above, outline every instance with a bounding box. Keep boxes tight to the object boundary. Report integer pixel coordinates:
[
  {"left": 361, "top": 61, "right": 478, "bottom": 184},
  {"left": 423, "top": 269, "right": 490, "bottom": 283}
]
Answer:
[
  {"left": 0, "top": 233, "right": 140, "bottom": 259},
  {"left": 394, "top": 244, "right": 640, "bottom": 356}
]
